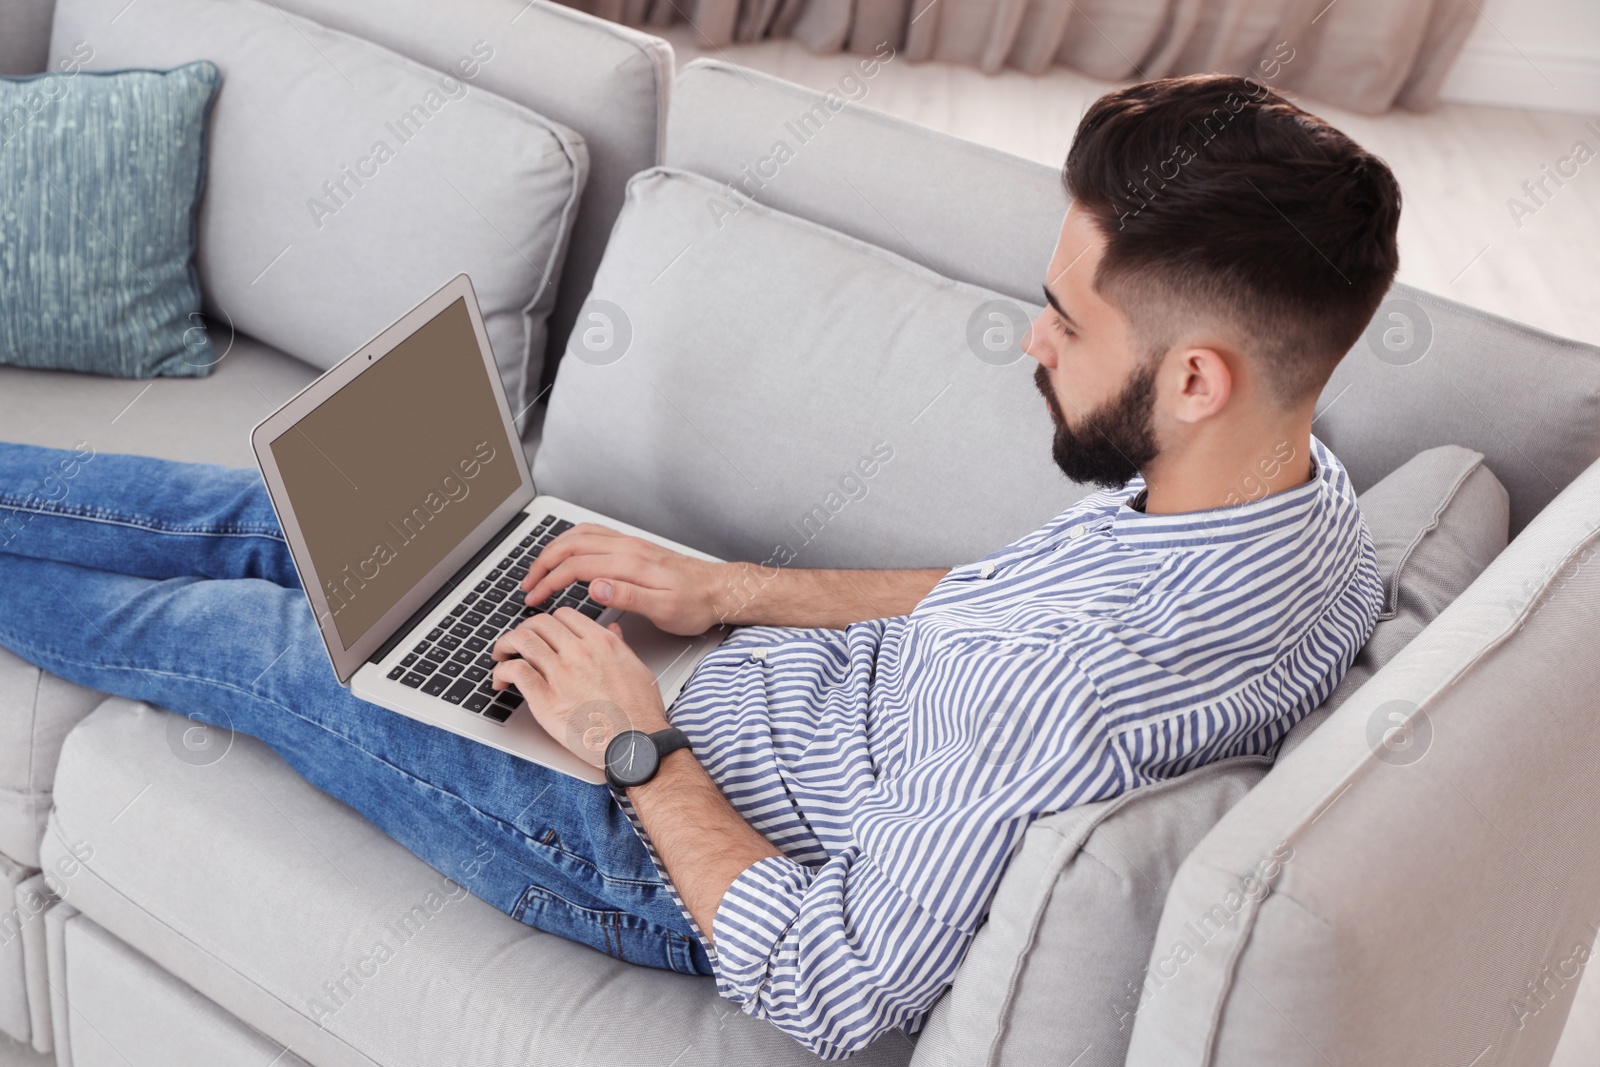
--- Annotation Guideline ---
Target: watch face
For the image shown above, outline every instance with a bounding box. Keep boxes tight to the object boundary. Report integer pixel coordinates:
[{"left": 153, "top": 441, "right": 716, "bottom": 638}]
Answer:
[{"left": 607, "top": 730, "right": 658, "bottom": 787}]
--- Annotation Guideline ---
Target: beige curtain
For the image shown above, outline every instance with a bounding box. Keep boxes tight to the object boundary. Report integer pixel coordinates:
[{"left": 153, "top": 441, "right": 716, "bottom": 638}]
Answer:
[{"left": 566, "top": 0, "right": 1480, "bottom": 113}]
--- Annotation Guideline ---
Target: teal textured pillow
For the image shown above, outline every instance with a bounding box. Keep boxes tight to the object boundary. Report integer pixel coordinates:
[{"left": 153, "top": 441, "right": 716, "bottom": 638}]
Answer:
[{"left": 0, "top": 60, "right": 220, "bottom": 377}]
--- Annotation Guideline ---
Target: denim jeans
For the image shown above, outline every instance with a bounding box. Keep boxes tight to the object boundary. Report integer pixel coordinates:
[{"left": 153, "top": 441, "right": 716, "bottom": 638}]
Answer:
[{"left": 0, "top": 441, "right": 712, "bottom": 977}]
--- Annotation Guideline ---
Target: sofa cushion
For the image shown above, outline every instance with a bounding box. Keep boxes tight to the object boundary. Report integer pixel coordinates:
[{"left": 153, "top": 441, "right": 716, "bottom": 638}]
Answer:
[
  {"left": 41, "top": 698, "right": 914, "bottom": 1066},
  {"left": 264, "top": 0, "right": 673, "bottom": 390},
  {"left": 47, "top": 905, "right": 311, "bottom": 1067},
  {"left": 665, "top": 58, "right": 1066, "bottom": 308},
  {"left": 1123, "top": 455, "right": 1600, "bottom": 1065},
  {"left": 49, "top": 0, "right": 588, "bottom": 423},
  {"left": 664, "top": 59, "right": 1600, "bottom": 539},
  {"left": 1279, "top": 444, "right": 1509, "bottom": 757},
  {"left": 535, "top": 166, "right": 1085, "bottom": 568},
  {"left": 913, "top": 756, "right": 1270, "bottom": 1067},
  {"left": 0, "top": 648, "right": 105, "bottom": 867}
]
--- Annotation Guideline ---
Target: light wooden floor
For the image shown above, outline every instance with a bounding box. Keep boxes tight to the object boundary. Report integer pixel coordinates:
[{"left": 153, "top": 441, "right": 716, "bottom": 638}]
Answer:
[{"left": 661, "top": 27, "right": 1600, "bottom": 347}]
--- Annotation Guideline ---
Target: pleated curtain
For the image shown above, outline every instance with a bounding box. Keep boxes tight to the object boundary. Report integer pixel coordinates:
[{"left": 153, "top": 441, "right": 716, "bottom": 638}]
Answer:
[{"left": 566, "top": 0, "right": 1481, "bottom": 113}]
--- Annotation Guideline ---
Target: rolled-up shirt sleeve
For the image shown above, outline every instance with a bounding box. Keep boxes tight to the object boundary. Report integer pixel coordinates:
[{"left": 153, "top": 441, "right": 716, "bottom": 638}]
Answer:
[{"left": 710, "top": 848, "right": 976, "bottom": 1060}]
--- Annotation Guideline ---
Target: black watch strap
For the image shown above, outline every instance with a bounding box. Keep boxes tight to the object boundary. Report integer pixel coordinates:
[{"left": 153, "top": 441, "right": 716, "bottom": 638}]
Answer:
[{"left": 648, "top": 727, "right": 691, "bottom": 765}]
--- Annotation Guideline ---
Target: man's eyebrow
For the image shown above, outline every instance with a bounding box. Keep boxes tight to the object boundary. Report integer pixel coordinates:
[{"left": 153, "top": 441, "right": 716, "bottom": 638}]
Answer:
[{"left": 1042, "top": 285, "right": 1079, "bottom": 329}]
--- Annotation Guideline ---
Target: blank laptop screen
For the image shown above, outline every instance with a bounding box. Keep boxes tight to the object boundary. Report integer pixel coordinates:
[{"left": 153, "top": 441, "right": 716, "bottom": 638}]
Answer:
[{"left": 268, "top": 296, "right": 523, "bottom": 648}]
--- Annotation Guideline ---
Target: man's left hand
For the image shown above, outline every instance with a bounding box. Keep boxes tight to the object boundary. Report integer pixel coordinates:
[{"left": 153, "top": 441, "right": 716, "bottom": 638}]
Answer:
[{"left": 490, "top": 608, "right": 670, "bottom": 770}]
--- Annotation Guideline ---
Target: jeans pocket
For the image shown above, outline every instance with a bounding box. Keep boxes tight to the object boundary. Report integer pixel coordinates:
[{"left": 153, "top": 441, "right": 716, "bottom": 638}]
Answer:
[{"left": 513, "top": 883, "right": 699, "bottom": 975}]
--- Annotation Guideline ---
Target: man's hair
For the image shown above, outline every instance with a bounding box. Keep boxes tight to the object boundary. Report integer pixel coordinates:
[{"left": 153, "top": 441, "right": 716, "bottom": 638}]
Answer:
[{"left": 1063, "top": 74, "right": 1401, "bottom": 408}]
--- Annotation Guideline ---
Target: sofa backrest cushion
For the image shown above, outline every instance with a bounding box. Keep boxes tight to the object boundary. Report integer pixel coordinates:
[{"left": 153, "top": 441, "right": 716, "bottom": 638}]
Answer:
[
  {"left": 909, "top": 441, "right": 1511, "bottom": 1067},
  {"left": 50, "top": 0, "right": 588, "bottom": 424},
  {"left": 1314, "top": 288, "right": 1600, "bottom": 536},
  {"left": 1123, "top": 454, "right": 1600, "bottom": 1066},
  {"left": 533, "top": 166, "right": 1089, "bottom": 568},
  {"left": 663, "top": 58, "right": 1600, "bottom": 538},
  {"left": 263, "top": 0, "right": 672, "bottom": 388},
  {"left": 1279, "top": 444, "right": 1509, "bottom": 757},
  {"left": 665, "top": 58, "right": 1065, "bottom": 307}
]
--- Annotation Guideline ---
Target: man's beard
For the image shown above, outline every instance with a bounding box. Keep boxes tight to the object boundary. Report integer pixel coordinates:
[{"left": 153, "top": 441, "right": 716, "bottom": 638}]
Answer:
[{"left": 1033, "top": 362, "right": 1160, "bottom": 490}]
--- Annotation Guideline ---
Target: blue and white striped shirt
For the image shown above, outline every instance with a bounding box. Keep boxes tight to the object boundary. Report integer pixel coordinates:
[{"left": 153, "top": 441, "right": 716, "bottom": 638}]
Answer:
[{"left": 616, "top": 434, "right": 1382, "bottom": 1059}]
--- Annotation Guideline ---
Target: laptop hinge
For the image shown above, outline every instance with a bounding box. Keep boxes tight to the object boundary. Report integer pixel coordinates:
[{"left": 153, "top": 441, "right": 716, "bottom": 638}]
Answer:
[{"left": 367, "top": 511, "right": 528, "bottom": 666}]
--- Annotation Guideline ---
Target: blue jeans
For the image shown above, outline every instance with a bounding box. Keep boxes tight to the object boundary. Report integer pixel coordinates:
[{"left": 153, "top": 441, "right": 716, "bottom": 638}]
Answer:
[{"left": 0, "top": 441, "right": 712, "bottom": 976}]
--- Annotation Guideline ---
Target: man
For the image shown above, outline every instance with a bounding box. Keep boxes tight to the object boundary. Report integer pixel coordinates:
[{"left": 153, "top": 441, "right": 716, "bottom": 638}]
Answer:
[{"left": 0, "top": 74, "right": 1396, "bottom": 1058}]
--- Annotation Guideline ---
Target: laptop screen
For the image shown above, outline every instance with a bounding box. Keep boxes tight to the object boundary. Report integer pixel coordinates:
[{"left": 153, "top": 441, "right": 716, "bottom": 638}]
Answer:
[{"left": 268, "top": 296, "right": 523, "bottom": 648}]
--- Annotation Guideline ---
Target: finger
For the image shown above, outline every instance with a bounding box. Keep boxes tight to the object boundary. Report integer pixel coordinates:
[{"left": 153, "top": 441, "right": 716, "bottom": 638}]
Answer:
[
  {"left": 586, "top": 576, "right": 674, "bottom": 619},
  {"left": 549, "top": 603, "right": 607, "bottom": 639},
  {"left": 521, "top": 534, "right": 647, "bottom": 594},
  {"left": 492, "top": 622, "right": 558, "bottom": 664},
  {"left": 523, "top": 553, "right": 663, "bottom": 606},
  {"left": 491, "top": 658, "right": 551, "bottom": 702}
]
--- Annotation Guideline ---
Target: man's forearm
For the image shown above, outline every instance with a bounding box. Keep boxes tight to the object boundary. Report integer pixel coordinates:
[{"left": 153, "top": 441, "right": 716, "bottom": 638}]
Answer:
[
  {"left": 626, "top": 748, "right": 782, "bottom": 944},
  {"left": 711, "top": 564, "right": 947, "bottom": 629}
]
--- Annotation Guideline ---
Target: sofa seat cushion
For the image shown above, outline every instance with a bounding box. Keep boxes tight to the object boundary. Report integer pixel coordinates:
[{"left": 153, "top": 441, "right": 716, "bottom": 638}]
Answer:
[
  {"left": 51, "top": 0, "right": 589, "bottom": 424},
  {"left": 40, "top": 698, "right": 914, "bottom": 1067},
  {"left": 0, "top": 649, "right": 107, "bottom": 868}
]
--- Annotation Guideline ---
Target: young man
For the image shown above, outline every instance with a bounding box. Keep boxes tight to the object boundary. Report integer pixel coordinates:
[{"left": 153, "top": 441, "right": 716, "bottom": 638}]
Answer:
[{"left": 0, "top": 74, "right": 1397, "bottom": 1058}]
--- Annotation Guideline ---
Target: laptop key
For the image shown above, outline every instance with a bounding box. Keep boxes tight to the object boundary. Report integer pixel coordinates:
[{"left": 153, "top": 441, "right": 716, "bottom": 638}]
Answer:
[
  {"left": 443, "top": 679, "right": 475, "bottom": 705},
  {"left": 449, "top": 622, "right": 474, "bottom": 639},
  {"left": 550, "top": 519, "right": 573, "bottom": 536},
  {"left": 578, "top": 600, "right": 604, "bottom": 620},
  {"left": 465, "top": 666, "right": 487, "bottom": 682},
  {"left": 464, "top": 692, "right": 491, "bottom": 713},
  {"left": 423, "top": 646, "right": 448, "bottom": 664},
  {"left": 401, "top": 653, "right": 418, "bottom": 667},
  {"left": 438, "top": 634, "right": 462, "bottom": 651},
  {"left": 427, "top": 627, "right": 444, "bottom": 642},
  {"left": 486, "top": 568, "right": 503, "bottom": 582},
  {"left": 422, "top": 674, "right": 451, "bottom": 697},
  {"left": 386, "top": 665, "right": 406, "bottom": 680},
  {"left": 464, "top": 636, "right": 487, "bottom": 652},
  {"left": 482, "top": 703, "right": 515, "bottom": 724},
  {"left": 451, "top": 648, "right": 475, "bottom": 665},
  {"left": 518, "top": 535, "right": 536, "bottom": 548},
  {"left": 438, "top": 661, "right": 465, "bottom": 678},
  {"left": 412, "top": 640, "right": 431, "bottom": 656},
  {"left": 400, "top": 672, "right": 428, "bottom": 689},
  {"left": 463, "top": 611, "right": 486, "bottom": 627},
  {"left": 474, "top": 580, "right": 491, "bottom": 594}
]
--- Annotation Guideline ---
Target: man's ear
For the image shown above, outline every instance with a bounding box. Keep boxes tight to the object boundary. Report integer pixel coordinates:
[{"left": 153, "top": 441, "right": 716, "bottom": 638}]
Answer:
[{"left": 1170, "top": 346, "right": 1233, "bottom": 424}]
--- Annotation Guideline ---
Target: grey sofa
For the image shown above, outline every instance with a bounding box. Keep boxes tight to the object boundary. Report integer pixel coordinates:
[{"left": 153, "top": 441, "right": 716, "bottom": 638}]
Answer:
[{"left": 3, "top": 2, "right": 1600, "bottom": 1065}]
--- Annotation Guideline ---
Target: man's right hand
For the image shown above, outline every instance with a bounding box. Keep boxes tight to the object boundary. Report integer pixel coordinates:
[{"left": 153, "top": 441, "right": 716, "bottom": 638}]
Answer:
[{"left": 519, "top": 523, "right": 726, "bottom": 636}]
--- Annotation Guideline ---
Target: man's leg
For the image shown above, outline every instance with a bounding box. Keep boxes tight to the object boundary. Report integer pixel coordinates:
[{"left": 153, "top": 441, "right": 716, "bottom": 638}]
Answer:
[
  {"left": 0, "top": 441, "right": 299, "bottom": 587},
  {"left": 0, "top": 550, "right": 711, "bottom": 976}
]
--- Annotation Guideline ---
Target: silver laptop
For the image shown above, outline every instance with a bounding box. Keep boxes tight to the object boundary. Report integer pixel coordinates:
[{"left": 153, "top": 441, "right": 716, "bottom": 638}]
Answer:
[{"left": 251, "top": 273, "right": 727, "bottom": 784}]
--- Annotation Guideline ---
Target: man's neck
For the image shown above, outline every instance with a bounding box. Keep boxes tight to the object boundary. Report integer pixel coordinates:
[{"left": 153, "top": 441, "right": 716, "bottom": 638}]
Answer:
[{"left": 1137, "top": 426, "right": 1315, "bottom": 516}]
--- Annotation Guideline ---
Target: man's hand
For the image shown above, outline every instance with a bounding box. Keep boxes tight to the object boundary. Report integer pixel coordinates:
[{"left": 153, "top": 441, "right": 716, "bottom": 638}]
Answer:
[
  {"left": 519, "top": 524, "right": 724, "bottom": 636},
  {"left": 520, "top": 522, "right": 951, "bottom": 632},
  {"left": 490, "top": 607, "right": 670, "bottom": 769}
]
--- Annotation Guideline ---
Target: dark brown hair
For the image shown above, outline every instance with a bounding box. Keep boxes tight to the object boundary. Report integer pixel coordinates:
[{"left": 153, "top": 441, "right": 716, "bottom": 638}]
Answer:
[{"left": 1063, "top": 74, "right": 1401, "bottom": 407}]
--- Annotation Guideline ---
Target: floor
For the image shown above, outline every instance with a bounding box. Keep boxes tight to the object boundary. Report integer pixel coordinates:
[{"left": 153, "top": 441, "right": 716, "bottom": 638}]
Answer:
[{"left": 659, "top": 26, "right": 1600, "bottom": 347}]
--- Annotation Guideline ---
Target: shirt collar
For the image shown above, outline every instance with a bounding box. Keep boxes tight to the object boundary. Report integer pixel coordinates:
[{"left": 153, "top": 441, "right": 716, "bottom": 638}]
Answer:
[{"left": 1106, "top": 436, "right": 1332, "bottom": 550}]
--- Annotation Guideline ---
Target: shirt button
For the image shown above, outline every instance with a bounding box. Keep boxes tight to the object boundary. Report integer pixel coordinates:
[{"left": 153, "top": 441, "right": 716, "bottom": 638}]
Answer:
[
  {"left": 978, "top": 561, "right": 997, "bottom": 579},
  {"left": 750, "top": 648, "right": 768, "bottom": 663},
  {"left": 1067, "top": 524, "right": 1088, "bottom": 539}
]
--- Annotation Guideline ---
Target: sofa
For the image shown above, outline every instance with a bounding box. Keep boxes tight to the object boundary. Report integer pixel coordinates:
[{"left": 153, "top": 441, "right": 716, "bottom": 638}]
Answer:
[{"left": 3, "top": 1, "right": 1600, "bottom": 1064}]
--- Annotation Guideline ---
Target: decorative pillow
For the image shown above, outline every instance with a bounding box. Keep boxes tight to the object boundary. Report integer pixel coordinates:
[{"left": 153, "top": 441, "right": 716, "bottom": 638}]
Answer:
[
  {"left": 1278, "top": 444, "right": 1509, "bottom": 756},
  {"left": 0, "top": 60, "right": 220, "bottom": 377},
  {"left": 914, "top": 444, "right": 1509, "bottom": 1067},
  {"left": 49, "top": 0, "right": 588, "bottom": 424}
]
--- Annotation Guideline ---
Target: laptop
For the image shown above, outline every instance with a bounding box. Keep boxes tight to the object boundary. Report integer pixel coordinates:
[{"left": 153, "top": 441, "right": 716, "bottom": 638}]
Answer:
[{"left": 251, "top": 273, "right": 728, "bottom": 784}]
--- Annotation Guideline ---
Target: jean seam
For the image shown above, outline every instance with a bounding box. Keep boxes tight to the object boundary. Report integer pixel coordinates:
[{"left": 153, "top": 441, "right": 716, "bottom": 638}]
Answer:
[{"left": 0, "top": 496, "right": 284, "bottom": 539}]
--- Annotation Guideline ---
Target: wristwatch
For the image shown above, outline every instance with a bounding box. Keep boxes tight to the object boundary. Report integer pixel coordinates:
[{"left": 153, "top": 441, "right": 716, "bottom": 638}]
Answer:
[{"left": 605, "top": 727, "right": 691, "bottom": 789}]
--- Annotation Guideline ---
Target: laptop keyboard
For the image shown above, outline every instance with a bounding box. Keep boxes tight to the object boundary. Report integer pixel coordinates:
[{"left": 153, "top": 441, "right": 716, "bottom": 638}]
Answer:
[{"left": 383, "top": 514, "right": 604, "bottom": 724}]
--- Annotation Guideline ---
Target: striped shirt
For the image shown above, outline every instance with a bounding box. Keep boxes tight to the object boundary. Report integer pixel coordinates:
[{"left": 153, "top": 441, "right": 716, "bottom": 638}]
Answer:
[{"left": 614, "top": 434, "right": 1383, "bottom": 1060}]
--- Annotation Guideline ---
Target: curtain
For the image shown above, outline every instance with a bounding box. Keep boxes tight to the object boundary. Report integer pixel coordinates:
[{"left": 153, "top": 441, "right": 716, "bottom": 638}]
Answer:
[{"left": 566, "top": 0, "right": 1481, "bottom": 113}]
